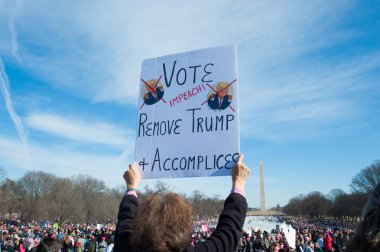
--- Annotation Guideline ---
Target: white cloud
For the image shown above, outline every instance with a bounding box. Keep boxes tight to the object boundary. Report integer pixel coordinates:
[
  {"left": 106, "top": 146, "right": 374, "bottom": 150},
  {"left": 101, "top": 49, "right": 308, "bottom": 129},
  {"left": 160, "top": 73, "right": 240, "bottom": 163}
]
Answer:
[
  {"left": 25, "top": 112, "right": 134, "bottom": 149},
  {"left": 238, "top": 49, "right": 380, "bottom": 141},
  {"left": 1, "top": 0, "right": 378, "bottom": 146},
  {"left": 0, "top": 135, "right": 130, "bottom": 186},
  {"left": 0, "top": 1, "right": 356, "bottom": 104}
]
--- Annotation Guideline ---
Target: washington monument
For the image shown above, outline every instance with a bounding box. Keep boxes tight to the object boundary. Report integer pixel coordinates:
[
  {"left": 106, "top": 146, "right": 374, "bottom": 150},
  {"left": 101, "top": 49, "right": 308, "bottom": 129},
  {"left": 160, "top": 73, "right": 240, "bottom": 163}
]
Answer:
[{"left": 260, "top": 161, "right": 266, "bottom": 211}]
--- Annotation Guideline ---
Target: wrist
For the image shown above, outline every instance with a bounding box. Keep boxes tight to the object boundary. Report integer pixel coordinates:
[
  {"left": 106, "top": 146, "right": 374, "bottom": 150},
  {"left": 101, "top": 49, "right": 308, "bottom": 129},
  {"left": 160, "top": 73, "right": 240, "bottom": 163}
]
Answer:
[
  {"left": 231, "top": 187, "right": 245, "bottom": 197},
  {"left": 125, "top": 187, "right": 138, "bottom": 198},
  {"left": 232, "top": 182, "right": 245, "bottom": 192},
  {"left": 127, "top": 184, "right": 139, "bottom": 189}
]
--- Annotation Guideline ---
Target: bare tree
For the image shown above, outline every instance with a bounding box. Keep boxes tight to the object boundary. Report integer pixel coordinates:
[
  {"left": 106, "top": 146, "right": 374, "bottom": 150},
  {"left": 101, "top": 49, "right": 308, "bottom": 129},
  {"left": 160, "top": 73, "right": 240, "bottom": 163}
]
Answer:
[
  {"left": 18, "top": 171, "right": 56, "bottom": 199},
  {"left": 190, "top": 190, "right": 205, "bottom": 219},
  {"left": 71, "top": 174, "right": 106, "bottom": 192},
  {"left": 328, "top": 192, "right": 368, "bottom": 217},
  {"left": 49, "top": 178, "right": 84, "bottom": 222},
  {"left": 71, "top": 174, "right": 107, "bottom": 222},
  {"left": 327, "top": 188, "right": 345, "bottom": 202},
  {"left": 284, "top": 189, "right": 368, "bottom": 217},
  {"left": 17, "top": 171, "right": 57, "bottom": 221},
  {"left": 350, "top": 160, "right": 380, "bottom": 194},
  {"left": 154, "top": 181, "right": 170, "bottom": 195},
  {"left": 0, "top": 166, "right": 6, "bottom": 185},
  {"left": 283, "top": 194, "right": 305, "bottom": 216},
  {"left": 97, "top": 188, "right": 122, "bottom": 223},
  {"left": 0, "top": 179, "right": 20, "bottom": 217},
  {"left": 210, "top": 194, "right": 223, "bottom": 217},
  {"left": 301, "top": 191, "right": 332, "bottom": 217}
]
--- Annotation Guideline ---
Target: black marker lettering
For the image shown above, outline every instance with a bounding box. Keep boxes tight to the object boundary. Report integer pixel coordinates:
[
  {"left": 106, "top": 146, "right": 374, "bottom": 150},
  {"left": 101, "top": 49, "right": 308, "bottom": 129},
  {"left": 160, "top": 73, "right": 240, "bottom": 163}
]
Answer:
[{"left": 163, "top": 60, "right": 176, "bottom": 87}]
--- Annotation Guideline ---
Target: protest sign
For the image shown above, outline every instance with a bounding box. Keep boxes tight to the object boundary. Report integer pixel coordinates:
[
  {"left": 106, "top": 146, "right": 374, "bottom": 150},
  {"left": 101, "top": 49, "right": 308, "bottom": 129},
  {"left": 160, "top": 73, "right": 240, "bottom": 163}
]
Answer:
[
  {"left": 280, "top": 223, "right": 296, "bottom": 249},
  {"left": 135, "top": 45, "right": 239, "bottom": 179}
]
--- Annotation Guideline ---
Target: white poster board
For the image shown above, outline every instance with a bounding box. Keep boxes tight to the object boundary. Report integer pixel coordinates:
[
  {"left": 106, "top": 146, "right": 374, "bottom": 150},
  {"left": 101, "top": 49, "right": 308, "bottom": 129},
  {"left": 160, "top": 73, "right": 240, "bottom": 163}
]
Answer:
[
  {"left": 135, "top": 45, "right": 239, "bottom": 179},
  {"left": 280, "top": 223, "right": 296, "bottom": 249}
]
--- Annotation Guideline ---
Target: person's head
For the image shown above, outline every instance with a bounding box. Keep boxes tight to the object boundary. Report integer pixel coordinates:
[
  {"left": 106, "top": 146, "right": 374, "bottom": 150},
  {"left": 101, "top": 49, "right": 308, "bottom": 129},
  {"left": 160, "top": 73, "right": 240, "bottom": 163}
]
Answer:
[
  {"left": 131, "top": 192, "right": 192, "bottom": 252},
  {"left": 107, "top": 238, "right": 113, "bottom": 246},
  {"left": 307, "top": 241, "right": 312, "bottom": 248},
  {"left": 36, "top": 237, "right": 62, "bottom": 252},
  {"left": 64, "top": 234, "right": 71, "bottom": 242}
]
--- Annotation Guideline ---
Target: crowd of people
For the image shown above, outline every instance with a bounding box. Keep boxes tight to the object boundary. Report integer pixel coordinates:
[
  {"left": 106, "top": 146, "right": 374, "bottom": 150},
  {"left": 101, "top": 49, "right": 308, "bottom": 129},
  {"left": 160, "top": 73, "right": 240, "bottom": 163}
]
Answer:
[
  {"left": 236, "top": 217, "right": 358, "bottom": 252},
  {"left": 0, "top": 215, "right": 360, "bottom": 252},
  {"left": 1, "top": 156, "right": 379, "bottom": 252},
  {"left": 0, "top": 218, "right": 116, "bottom": 252}
]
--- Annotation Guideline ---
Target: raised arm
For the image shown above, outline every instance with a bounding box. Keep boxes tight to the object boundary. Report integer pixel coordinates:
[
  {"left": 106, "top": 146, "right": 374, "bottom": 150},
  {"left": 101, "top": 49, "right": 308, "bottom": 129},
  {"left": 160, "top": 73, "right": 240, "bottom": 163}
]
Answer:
[
  {"left": 192, "top": 154, "right": 250, "bottom": 252},
  {"left": 114, "top": 163, "right": 141, "bottom": 252}
]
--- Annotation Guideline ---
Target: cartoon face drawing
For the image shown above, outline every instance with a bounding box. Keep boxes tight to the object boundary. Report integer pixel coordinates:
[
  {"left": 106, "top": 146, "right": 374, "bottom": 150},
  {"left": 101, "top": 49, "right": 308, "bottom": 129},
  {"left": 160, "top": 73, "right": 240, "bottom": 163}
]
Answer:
[
  {"left": 141, "top": 79, "right": 164, "bottom": 105},
  {"left": 207, "top": 82, "right": 233, "bottom": 110}
]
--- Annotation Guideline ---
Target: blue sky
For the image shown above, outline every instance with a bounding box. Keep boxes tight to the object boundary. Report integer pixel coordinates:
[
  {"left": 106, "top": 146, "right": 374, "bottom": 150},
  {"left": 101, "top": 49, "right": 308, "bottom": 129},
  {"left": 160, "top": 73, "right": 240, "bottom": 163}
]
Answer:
[{"left": 0, "top": 0, "right": 379, "bottom": 207}]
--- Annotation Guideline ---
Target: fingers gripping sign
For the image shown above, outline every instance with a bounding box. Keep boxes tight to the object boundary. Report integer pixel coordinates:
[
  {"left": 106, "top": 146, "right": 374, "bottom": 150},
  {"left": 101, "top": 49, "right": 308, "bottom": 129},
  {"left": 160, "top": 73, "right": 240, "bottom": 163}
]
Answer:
[
  {"left": 124, "top": 162, "right": 142, "bottom": 189},
  {"left": 232, "top": 154, "right": 250, "bottom": 192}
]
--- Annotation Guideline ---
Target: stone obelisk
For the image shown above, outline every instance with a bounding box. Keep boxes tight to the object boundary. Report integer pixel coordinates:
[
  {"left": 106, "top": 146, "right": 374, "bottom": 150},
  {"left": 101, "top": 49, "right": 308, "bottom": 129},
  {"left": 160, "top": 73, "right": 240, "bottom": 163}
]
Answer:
[{"left": 260, "top": 161, "right": 266, "bottom": 211}]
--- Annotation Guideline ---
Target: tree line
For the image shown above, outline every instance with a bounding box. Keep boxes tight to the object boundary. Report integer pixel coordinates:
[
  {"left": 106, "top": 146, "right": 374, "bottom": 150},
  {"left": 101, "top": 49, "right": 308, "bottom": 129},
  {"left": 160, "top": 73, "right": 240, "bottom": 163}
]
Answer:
[
  {"left": 282, "top": 160, "right": 380, "bottom": 217},
  {"left": 0, "top": 159, "right": 378, "bottom": 222},
  {"left": 0, "top": 169, "right": 224, "bottom": 223}
]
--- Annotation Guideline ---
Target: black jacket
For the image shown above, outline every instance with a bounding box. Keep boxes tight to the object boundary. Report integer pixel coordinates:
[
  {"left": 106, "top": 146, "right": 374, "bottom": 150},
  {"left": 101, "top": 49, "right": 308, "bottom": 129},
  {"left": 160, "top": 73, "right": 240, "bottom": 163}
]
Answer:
[{"left": 114, "top": 193, "right": 247, "bottom": 252}]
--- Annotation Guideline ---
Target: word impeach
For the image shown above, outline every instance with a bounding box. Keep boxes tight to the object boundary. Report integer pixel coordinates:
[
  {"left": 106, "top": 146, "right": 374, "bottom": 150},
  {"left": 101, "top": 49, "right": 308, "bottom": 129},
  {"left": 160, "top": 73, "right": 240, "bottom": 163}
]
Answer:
[{"left": 169, "top": 84, "right": 206, "bottom": 107}]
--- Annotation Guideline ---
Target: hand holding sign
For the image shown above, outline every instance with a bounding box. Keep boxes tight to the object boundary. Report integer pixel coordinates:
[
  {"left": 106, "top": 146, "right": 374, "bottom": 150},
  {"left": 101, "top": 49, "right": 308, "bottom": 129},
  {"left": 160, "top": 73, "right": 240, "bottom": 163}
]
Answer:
[
  {"left": 123, "top": 162, "right": 141, "bottom": 189},
  {"left": 231, "top": 154, "right": 250, "bottom": 192}
]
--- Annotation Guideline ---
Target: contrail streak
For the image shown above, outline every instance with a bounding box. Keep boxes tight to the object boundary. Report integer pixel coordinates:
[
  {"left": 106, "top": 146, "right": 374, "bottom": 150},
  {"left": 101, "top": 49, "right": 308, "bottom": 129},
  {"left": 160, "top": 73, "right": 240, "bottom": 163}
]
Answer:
[
  {"left": 0, "top": 59, "right": 27, "bottom": 145},
  {"left": 8, "top": 16, "right": 22, "bottom": 64}
]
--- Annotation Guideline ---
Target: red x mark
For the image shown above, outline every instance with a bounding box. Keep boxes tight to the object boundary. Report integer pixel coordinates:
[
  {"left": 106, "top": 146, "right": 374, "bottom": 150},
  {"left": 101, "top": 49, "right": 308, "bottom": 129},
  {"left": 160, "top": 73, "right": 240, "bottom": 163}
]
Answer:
[
  {"left": 139, "top": 75, "right": 166, "bottom": 110},
  {"left": 201, "top": 79, "right": 237, "bottom": 112}
]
